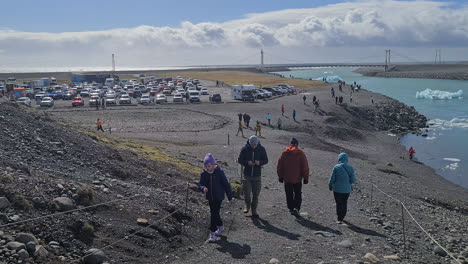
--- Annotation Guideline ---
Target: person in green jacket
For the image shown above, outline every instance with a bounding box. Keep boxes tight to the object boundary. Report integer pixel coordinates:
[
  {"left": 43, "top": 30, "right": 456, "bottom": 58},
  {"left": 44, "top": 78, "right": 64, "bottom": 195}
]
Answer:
[{"left": 328, "top": 153, "right": 356, "bottom": 224}]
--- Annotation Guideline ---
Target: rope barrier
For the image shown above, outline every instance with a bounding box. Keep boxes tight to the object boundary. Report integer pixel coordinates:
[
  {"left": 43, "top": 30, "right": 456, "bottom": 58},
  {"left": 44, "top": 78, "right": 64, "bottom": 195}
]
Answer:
[
  {"left": 357, "top": 178, "right": 462, "bottom": 264},
  {"left": 0, "top": 181, "right": 188, "bottom": 229}
]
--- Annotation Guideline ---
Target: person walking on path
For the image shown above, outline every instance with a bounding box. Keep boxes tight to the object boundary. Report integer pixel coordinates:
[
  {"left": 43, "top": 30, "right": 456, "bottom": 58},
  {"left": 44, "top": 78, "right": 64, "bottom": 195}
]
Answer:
[
  {"left": 328, "top": 153, "right": 356, "bottom": 225},
  {"left": 313, "top": 95, "right": 317, "bottom": 104},
  {"left": 243, "top": 113, "right": 248, "bottom": 126},
  {"left": 236, "top": 120, "right": 245, "bottom": 137},
  {"left": 244, "top": 114, "right": 251, "bottom": 128},
  {"left": 101, "top": 97, "right": 106, "bottom": 109},
  {"left": 292, "top": 109, "right": 297, "bottom": 122},
  {"left": 266, "top": 113, "right": 272, "bottom": 126},
  {"left": 303, "top": 95, "right": 306, "bottom": 105},
  {"left": 238, "top": 135, "right": 268, "bottom": 218},
  {"left": 277, "top": 118, "right": 283, "bottom": 130},
  {"left": 238, "top": 113, "right": 243, "bottom": 122},
  {"left": 255, "top": 121, "right": 262, "bottom": 137},
  {"left": 335, "top": 96, "right": 338, "bottom": 105},
  {"left": 331, "top": 87, "right": 335, "bottom": 98},
  {"left": 199, "top": 153, "right": 233, "bottom": 243},
  {"left": 281, "top": 104, "right": 285, "bottom": 116},
  {"left": 314, "top": 99, "right": 320, "bottom": 112},
  {"left": 409, "top": 147, "right": 416, "bottom": 160},
  {"left": 96, "top": 118, "right": 104, "bottom": 132},
  {"left": 277, "top": 138, "right": 309, "bottom": 215}
]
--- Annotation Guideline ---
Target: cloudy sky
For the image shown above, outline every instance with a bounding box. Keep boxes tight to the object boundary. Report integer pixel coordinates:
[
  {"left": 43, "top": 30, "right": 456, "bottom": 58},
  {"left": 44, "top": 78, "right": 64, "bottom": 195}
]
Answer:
[{"left": 1, "top": 0, "right": 467, "bottom": 70}]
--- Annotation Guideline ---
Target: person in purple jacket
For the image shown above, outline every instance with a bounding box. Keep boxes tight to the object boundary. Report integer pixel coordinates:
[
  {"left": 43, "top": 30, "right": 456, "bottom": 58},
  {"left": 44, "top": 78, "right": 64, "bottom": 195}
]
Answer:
[{"left": 199, "top": 153, "right": 233, "bottom": 243}]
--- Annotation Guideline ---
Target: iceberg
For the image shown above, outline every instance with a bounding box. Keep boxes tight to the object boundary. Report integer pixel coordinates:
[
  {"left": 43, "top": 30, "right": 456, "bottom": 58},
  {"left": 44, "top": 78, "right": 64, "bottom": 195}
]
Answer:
[
  {"left": 429, "top": 118, "right": 468, "bottom": 129},
  {"left": 415, "top": 89, "right": 463, "bottom": 100},
  {"left": 443, "top": 158, "right": 461, "bottom": 162},
  {"left": 315, "top": 76, "right": 343, "bottom": 82}
]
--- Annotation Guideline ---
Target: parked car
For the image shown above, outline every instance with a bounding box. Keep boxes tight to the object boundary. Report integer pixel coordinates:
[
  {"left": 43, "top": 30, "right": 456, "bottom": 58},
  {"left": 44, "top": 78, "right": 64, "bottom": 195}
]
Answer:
[
  {"left": 139, "top": 94, "right": 151, "bottom": 104},
  {"left": 63, "top": 92, "right": 73, "bottom": 100},
  {"left": 39, "top": 97, "right": 54, "bottom": 107},
  {"left": 81, "top": 89, "right": 90, "bottom": 97},
  {"left": 263, "top": 87, "right": 280, "bottom": 96},
  {"left": 35, "top": 92, "right": 46, "bottom": 101},
  {"left": 173, "top": 93, "right": 184, "bottom": 103},
  {"left": 72, "top": 97, "right": 84, "bottom": 107},
  {"left": 259, "top": 89, "right": 272, "bottom": 97},
  {"left": 200, "top": 88, "right": 209, "bottom": 95},
  {"left": 89, "top": 95, "right": 100, "bottom": 106},
  {"left": 162, "top": 88, "right": 172, "bottom": 95},
  {"left": 189, "top": 91, "right": 200, "bottom": 103},
  {"left": 17, "top": 97, "right": 31, "bottom": 106},
  {"left": 119, "top": 94, "right": 132, "bottom": 104},
  {"left": 209, "top": 93, "right": 222, "bottom": 103},
  {"left": 150, "top": 88, "right": 159, "bottom": 96},
  {"left": 156, "top": 94, "right": 167, "bottom": 104},
  {"left": 176, "top": 88, "right": 186, "bottom": 96},
  {"left": 105, "top": 94, "right": 117, "bottom": 105}
]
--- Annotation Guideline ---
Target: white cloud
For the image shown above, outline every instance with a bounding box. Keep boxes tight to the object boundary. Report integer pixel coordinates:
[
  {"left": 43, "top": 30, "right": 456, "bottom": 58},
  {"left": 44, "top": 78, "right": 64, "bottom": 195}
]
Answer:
[{"left": 0, "top": 0, "right": 468, "bottom": 68}]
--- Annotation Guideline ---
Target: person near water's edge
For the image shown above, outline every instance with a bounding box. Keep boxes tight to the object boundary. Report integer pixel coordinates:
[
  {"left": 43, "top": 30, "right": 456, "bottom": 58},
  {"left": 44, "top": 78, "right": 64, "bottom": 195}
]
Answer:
[
  {"left": 409, "top": 147, "right": 416, "bottom": 160},
  {"left": 199, "top": 153, "right": 233, "bottom": 243},
  {"left": 328, "top": 153, "right": 356, "bottom": 225},
  {"left": 303, "top": 95, "right": 306, "bottom": 105},
  {"left": 238, "top": 135, "right": 268, "bottom": 218},
  {"left": 266, "top": 113, "right": 272, "bottom": 126},
  {"left": 277, "top": 138, "right": 309, "bottom": 215}
]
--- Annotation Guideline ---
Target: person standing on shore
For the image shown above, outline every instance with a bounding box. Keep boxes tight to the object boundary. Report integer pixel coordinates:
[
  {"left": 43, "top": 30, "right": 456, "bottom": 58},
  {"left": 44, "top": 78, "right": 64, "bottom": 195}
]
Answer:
[
  {"left": 313, "top": 95, "right": 317, "bottom": 104},
  {"left": 238, "top": 135, "right": 268, "bottom": 218},
  {"left": 292, "top": 109, "right": 297, "bottom": 122},
  {"left": 281, "top": 104, "right": 285, "bottom": 116},
  {"left": 236, "top": 120, "right": 245, "bottom": 137},
  {"left": 96, "top": 118, "right": 104, "bottom": 132},
  {"left": 335, "top": 96, "right": 338, "bottom": 105},
  {"left": 245, "top": 114, "right": 251, "bottom": 128},
  {"left": 255, "top": 121, "right": 262, "bottom": 137},
  {"left": 266, "top": 113, "right": 272, "bottom": 126},
  {"left": 409, "top": 147, "right": 416, "bottom": 160},
  {"left": 328, "top": 152, "right": 356, "bottom": 225},
  {"left": 199, "top": 153, "right": 233, "bottom": 243},
  {"left": 277, "top": 138, "right": 309, "bottom": 215},
  {"left": 277, "top": 118, "right": 283, "bottom": 130},
  {"left": 243, "top": 113, "right": 248, "bottom": 126},
  {"left": 303, "top": 95, "right": 307, "bottom": 105},
  {"left": 331, "top": 87, "right": 335, "bottom": 98},
  {"left": 101, "top": 97, "right": 106, "bottom": 109}
]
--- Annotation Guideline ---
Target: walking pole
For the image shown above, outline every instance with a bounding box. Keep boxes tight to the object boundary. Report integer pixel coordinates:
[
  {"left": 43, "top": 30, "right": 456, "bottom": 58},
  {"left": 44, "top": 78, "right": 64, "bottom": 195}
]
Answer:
[
  {"left": 401, "top": 203, "right": 407, "bottom": 259},
  {"left": 228, "top": 133, "right": 230, "bottom": 145}
]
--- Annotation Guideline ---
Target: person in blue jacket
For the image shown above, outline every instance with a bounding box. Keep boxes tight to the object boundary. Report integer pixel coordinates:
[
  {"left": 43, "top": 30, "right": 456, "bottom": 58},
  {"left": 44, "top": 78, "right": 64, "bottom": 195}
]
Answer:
[
  {"left": 328, "top": 153, "right": 356, "bottom": 224},
  {"left": 199, "top": 153, "right": 233, "bottom": 243}
]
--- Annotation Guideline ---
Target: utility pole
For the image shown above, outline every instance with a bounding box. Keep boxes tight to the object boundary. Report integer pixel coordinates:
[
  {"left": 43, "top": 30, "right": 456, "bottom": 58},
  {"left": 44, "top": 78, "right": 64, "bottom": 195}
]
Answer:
[
  {"left": 260, "top": 49, "right": 264, "bottom": 72},
  {"left": 435, "top": 49, "right": 442, "bottom": 64},
  {"left": 384, "top": 49, "right": 392, "bottom": 72},
  {"left": 112, "top": 54, "right": 116, "bottom": 72},
  {"left": 439, "top": 49, "right": 442, "bottom": 64}
]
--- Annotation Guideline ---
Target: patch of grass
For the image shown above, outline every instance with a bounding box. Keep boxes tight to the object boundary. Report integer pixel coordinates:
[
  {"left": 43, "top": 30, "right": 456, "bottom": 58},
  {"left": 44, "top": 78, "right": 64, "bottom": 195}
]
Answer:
[
  {"left": 84, "top": 131, "right": 199, "bottom": 175},
  {"left": 231, "top": 181, "right": 243, "bottom": 199},
  {"left": 119, "top": 70, "right": 324, "bottom": 89}
]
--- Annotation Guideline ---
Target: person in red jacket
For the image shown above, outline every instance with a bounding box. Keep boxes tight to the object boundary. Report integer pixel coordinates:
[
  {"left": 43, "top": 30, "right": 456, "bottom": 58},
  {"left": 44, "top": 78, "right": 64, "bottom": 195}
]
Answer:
[
  {"left": 277, "top": 138, "right": 310, "bottom": 215},
  {"left": 409, "top": 147, "right": 416, "bottom": 160}
]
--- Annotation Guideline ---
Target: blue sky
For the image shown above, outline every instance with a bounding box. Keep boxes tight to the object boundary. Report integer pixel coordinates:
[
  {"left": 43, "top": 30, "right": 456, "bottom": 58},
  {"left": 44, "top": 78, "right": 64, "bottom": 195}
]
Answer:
[
  {"left": 0, "top": 0, "right": 467, "bottom": 69},
  {"left": 3, "top": 0, "right": 464, "bottom": 32}
]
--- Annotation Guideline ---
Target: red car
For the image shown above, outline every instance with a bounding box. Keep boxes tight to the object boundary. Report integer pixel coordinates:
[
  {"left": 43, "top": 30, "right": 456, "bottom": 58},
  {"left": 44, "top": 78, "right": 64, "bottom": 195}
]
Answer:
[{"left": 72, "top": 97, "right": 84, "bottom": 107}]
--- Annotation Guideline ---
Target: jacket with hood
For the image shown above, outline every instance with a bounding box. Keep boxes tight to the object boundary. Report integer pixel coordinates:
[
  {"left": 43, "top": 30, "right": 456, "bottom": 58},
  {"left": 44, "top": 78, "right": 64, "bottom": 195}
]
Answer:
[
  {"left": 238, "top": 139, "right": 268, "bottom": 179},
  {"left": 328, "top": 153, "right": 356, "bottom": 193},
  {"left": 277, "top": 145, "right": 309, "bottom": 184},
  {"left": 199, "top": 166, "right": 233, "bottom": 201}
]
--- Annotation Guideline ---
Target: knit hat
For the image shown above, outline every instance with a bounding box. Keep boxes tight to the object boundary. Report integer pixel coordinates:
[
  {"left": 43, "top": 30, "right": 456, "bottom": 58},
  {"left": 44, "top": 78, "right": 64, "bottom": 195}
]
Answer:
[
  {"left": 249, "top": 135, "right": 259, "bottom": 145},
  {"left": 203, "top": 153, "right": 216, "bottom": 165},
  {"left": 290, "top": 138, "right": 299, "bottom": 146}
]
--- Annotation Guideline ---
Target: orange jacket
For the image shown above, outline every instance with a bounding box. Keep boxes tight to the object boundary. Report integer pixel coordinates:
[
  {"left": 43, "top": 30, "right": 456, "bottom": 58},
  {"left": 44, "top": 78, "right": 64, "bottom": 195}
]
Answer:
[
  {"left": 97, "top": 120, "right": 103, "bottom": 126},
  {"left": 277, "top": 145, "right": 309, "bottom": 184}
]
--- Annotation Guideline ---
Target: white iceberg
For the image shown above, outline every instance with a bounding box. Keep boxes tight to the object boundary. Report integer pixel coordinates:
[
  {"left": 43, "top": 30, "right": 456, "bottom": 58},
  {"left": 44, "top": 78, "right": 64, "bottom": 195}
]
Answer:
[
  {"left": 429, "top": 118, "right": 468, "bottom": 129},
  {"left": 315, "top": 76, "right": 343, "bottom": 82},
  {"left": 416, "top": 89, "right": 463, "bottom": 100}
]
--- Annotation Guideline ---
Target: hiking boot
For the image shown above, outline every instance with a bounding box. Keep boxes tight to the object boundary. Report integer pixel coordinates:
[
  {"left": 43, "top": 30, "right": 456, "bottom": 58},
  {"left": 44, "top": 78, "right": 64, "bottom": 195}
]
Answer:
[
  {"left": 252, "top": 211, "right": 259, "bottom": 218},
  {"left": 207, "top": 232, "right": 216, "bottom": 243},
  {"left": 215, "top": 226, "right": 225, "bottom": 236},
  {"left": 290, "top": 209, "right": 299, "bottom": 216},
  {"left": 243, "top": 207, "right": 250, "bottom": 214}
]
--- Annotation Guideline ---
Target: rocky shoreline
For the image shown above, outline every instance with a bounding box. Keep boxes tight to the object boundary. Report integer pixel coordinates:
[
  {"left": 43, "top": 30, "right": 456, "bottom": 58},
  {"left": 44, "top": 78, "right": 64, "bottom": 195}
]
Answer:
[
  {"left": 355, "top": 64, "right": 468, "bottom": 80},
  {"left": 0, "top": 76, "right": 467, "bottom": 263}
]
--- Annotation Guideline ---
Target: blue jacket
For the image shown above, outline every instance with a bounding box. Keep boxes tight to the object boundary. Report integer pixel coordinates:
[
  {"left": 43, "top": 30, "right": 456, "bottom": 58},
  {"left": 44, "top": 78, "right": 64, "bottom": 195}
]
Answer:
[
  {"left": 199, "top": 166, "right": 233, "bottom": 201},
  {"left": 328, "top": 153, "right": 356, "bottom": 194}
]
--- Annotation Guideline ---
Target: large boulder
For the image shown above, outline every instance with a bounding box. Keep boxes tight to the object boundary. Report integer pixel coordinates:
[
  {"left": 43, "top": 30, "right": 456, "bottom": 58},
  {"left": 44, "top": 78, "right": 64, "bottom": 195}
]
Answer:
[
  {"left": 7, "top": 241, "right": 26, "bottom": 251},
  {"left": 52, "top": 197, "right": 75, "bottom": 211},
  {"left": 16, "top": 233, "right": 38, "bottom": 244},
  {"left": 17, "top": 249, "right": 29, "bottom": 259},
  {"left": 0, "top": 197, "right": 10, "bottom": 209},
  {"left": 83, "top": 248, "right": 107, "bottom": 264}
]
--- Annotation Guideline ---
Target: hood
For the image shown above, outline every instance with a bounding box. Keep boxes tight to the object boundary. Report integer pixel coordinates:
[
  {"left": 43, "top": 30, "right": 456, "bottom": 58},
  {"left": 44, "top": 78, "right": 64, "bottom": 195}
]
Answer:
[
  {"left": 245, "top": 138, "right": 262, "bottom": 149},
  {"left": 283, "top": 145, "right": 302, "bottom": 155},
  {"left": 338, "top": 152, "right": 349, "bottom": 164}
]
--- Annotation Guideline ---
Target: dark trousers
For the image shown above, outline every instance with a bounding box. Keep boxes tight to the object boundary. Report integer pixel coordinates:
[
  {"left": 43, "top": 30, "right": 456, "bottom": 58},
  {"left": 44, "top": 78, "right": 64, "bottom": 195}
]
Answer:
[
  {"left": 333, "top": 192, "right": 350, "bottom": 221},
  {"left": 97, "top": 125, "right": 104, "bottom": 132},
  {"left": 284, "top": 183, "right": 302, "bottom": 211},
  {"left": 208, "top": 200, "right": 223, "bottom": 232}
]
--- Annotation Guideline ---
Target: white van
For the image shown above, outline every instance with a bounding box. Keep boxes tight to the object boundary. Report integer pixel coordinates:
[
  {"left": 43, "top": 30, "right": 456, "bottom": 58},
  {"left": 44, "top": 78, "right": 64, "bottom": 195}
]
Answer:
[
  {"left": 105, "top": 78, "right": 115, "bottom": 86},
  {"left": 231, "top": 84, "right": 256, "bottom": 101}
]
